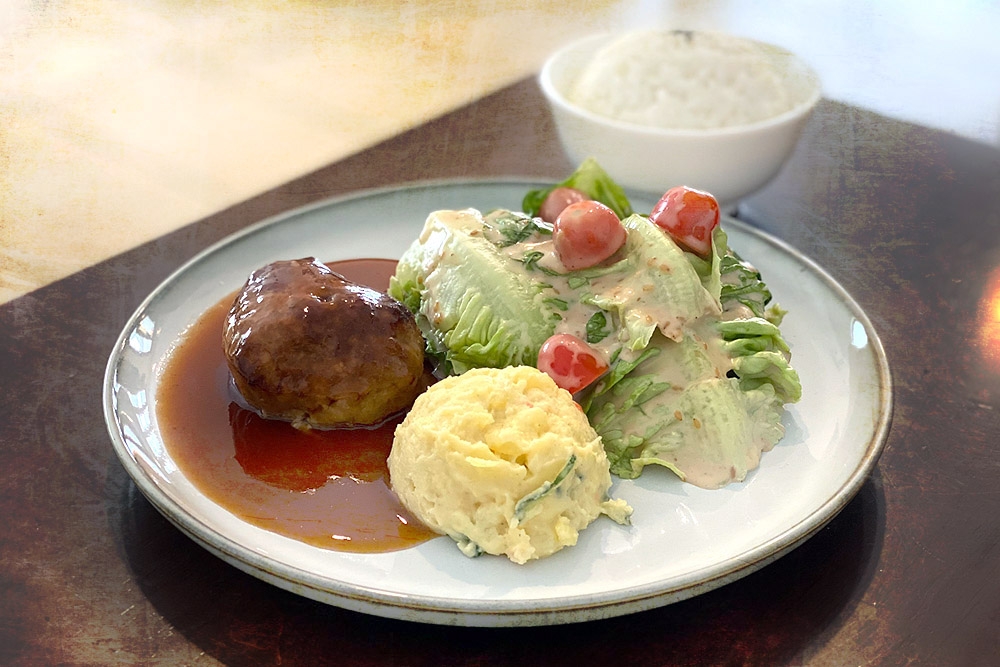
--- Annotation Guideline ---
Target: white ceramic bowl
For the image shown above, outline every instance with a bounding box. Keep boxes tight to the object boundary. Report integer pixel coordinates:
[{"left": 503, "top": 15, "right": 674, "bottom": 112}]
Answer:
[{"left": 539, "top": 30, "right": 821, "bottom": 207}]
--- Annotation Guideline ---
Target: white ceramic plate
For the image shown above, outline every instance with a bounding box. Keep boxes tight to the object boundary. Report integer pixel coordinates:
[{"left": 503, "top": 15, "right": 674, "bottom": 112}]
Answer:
[{"left": 104, "top": 180, "right": 892, "bottom": 627}]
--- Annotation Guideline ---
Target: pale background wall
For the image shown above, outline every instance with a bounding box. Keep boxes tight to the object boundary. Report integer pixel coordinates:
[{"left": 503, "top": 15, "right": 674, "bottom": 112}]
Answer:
[{"left": 2, "top": 0, "right": 997, "bottom": 303}]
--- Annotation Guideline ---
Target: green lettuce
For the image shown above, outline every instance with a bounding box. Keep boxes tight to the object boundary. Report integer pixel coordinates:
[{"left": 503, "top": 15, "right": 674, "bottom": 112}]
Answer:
[
  {"left": 581, "top": 225, "right": 801, "bottom": 484},
  {"left": 584, "top": 330, "right": 789, "bottom": 485},
  {"left": 388, "top": 210, "right": 558, "bottom": 374},
  {"left": 719, "top": 247, "right": 773, "bottom": 319},
  {"left": 522, "top": 157, "right": 633, "bottom": 220},
  {"left": 718, "top": 318, "right": 801, "bottom": 403},
  {"left": 582, "top": 214, "right": 719, "bottom": 351},
  {"left": 610, "top": 377, "right": 786, "bottom": 486}
]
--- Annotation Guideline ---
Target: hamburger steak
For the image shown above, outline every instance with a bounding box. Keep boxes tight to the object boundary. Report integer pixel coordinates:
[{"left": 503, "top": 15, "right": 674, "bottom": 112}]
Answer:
[{"left": 223, "top": 257, "right": 426, "bottom": 429}]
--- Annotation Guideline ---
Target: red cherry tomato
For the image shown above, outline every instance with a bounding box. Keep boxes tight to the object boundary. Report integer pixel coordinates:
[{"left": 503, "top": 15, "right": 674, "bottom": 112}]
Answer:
[
  {"left": 536, "top": 333, "right": 608, "bottom": 394},
  {"left": 553, "top": 200, "right": 627, "bottom": 271},
  {"left": 539, "top": 187, "right": 588, "bottom": 223},
  {"left": 649, "top": 186, "right": 720, "bottom": 258}
]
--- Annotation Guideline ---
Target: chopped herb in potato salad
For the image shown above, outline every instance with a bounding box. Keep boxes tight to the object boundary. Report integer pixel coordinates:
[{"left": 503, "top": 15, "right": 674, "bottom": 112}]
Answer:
[{"left": 389, "top": 159, "right": 801, "bottom": 489}]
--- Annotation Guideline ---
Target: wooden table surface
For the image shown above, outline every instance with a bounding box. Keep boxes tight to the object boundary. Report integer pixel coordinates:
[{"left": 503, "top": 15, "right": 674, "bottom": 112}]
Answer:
[{"left": 3, "top": 3, "right": 1000, "bottom": 665}]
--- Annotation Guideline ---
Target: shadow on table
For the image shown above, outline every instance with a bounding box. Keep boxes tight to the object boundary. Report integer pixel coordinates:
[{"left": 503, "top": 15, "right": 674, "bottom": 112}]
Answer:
[{"left": 113, "top": 465, "right": 885, "bottom": 667}]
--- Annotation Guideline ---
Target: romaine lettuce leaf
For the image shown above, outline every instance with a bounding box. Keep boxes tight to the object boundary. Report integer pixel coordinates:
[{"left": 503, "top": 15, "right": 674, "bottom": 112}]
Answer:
[
  {"left": 578, "top": 215, "right": 719, "bottom": 353},
  {"left": 625, "top": 379, "right": 786, "bottom": 487},
  {"left": 717, "top": 317, "right": 801, "bottom": 402},
  {"left": 681, "top": 225, "right": 726, "bottom": 303},
  {"left": 388, "top": 209, "right": 558, "bottom": 374},
  {"left": 585, "top": 329, "right": 786, "bottom": 486},
  {"left": 719, "top": 248, "right": 773, "bottom": 319},
  {"left": 731, "top": 351, "right": 802, "bottom": 403}
]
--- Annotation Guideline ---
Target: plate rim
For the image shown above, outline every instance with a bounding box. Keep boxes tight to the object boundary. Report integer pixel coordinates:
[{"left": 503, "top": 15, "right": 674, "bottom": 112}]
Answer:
[{"left": 103, "top": 178, "right": 893, "bottom": 625}]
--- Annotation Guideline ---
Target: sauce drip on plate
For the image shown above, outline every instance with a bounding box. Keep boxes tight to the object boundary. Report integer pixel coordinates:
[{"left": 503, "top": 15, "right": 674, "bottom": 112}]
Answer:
[{"left": 156, "top": 258, "right": 438, "bottom": 553}]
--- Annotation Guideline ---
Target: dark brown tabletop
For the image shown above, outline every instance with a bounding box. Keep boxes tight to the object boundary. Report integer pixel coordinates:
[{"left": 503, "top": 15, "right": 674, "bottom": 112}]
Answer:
[{"left": 2, "top": 77, "right": 998, "bottom": 666}]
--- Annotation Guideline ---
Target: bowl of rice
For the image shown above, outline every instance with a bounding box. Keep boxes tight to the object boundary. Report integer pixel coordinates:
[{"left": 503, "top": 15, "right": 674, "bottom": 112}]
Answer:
[{"left": 539, "top": 29, "right": 821, "bottom": 207}]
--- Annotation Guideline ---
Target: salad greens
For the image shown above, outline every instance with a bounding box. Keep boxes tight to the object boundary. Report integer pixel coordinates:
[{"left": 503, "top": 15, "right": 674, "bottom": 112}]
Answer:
[
  {"left": 388, "top": 161, "right": 800, "bottom": 489},
  {"left": 389, "top": 210, "right": 557, "bottom": 375},
  {"left": 522, "top": 157, "right": 633, "bottom": 220}
]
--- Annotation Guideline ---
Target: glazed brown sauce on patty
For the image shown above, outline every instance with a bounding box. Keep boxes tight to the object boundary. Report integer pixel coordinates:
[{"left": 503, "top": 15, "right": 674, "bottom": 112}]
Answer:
[{"left": 156, "top": 258, "right": 438, "bottom": 553}]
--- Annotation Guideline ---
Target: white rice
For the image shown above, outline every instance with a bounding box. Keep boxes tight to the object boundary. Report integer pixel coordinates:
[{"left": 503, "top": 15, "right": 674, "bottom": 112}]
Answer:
[{"left": 567, "top": 30, "right": 811, "bottom": 130}]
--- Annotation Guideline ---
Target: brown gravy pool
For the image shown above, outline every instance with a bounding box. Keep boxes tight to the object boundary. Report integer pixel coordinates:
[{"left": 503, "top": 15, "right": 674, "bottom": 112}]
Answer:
[{"left": 156, "top": 258, "right": 438, "bottom": 553}]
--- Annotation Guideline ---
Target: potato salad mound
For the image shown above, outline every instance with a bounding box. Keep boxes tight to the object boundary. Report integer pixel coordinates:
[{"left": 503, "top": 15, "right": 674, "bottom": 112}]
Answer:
[{"left": 388, "top": 366, "right": 631, "bottom": 564}]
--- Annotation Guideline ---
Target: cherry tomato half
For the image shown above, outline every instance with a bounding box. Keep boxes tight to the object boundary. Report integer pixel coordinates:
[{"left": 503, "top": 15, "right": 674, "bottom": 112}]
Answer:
[
  {"left": 539, "top": 186, "right": 588, "bottom": 223},
  {"left": 536, "top": 333, "right": 608, "bottom": 395},
  {"left": 553, "top": 200, "right": 627, "bottom": 271},
  {"left": 649, "top": 186, "right": 720, "bottom": 258}
]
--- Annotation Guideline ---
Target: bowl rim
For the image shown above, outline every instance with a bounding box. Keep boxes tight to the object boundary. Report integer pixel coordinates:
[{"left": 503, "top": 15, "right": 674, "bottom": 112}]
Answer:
[{"left": 539, "top": 29, "right": 823, "bottom": 138}]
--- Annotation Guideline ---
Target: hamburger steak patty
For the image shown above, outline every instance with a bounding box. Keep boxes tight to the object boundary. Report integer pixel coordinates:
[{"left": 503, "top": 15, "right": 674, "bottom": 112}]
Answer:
[{"left": 223, "top": 257, "right": 426, "bottom": 428}]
